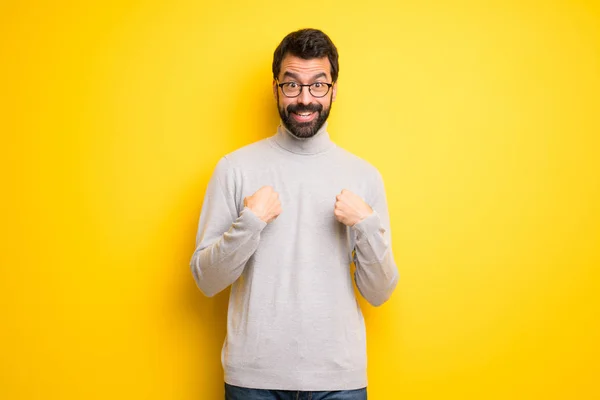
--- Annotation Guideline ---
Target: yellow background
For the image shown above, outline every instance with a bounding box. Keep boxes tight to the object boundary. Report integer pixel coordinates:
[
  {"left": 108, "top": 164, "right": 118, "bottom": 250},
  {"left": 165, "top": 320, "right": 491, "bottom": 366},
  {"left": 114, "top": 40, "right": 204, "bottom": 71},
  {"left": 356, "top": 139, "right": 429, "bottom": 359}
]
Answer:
[{"left": 1, "top": 0, "right": 599, "bottom": 399}]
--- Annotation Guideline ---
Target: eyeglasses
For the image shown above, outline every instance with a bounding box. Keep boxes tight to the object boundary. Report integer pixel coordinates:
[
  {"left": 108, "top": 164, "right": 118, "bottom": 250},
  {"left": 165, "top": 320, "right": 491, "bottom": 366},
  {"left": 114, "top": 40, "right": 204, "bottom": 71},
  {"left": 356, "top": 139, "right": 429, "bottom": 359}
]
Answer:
[{"left": 276, "top": 80, "right": 334, "bottom": 98}]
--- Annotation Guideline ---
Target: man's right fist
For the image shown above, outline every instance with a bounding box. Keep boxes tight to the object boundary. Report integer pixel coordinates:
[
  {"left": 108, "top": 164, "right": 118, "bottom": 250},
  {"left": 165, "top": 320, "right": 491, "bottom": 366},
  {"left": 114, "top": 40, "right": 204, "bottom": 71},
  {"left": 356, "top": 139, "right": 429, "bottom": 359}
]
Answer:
[{"left": 243, "top": 186, "right": 282, "bottom": 223}]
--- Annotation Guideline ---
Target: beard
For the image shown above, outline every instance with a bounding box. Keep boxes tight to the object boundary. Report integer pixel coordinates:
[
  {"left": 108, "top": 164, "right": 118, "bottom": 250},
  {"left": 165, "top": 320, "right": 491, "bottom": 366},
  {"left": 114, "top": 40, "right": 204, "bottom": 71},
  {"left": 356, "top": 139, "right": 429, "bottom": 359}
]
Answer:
[{"left": 277, "top": 93, "right": 332, "bottom": 139}]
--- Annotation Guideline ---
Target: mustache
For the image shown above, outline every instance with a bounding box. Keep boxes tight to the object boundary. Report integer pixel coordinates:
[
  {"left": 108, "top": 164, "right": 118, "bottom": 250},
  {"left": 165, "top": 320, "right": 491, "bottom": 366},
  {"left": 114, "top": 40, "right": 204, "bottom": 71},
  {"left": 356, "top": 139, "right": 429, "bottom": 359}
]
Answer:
[{"left": 287, "top": 103, "right": 323, "bottom": 114}]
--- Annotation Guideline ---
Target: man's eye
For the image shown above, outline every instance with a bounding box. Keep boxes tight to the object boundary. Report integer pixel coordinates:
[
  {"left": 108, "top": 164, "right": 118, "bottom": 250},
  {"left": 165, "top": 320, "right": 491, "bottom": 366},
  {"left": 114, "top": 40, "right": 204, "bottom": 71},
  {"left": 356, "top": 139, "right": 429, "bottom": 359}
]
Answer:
[
  {"left": 313, "top": 82, "right": 323, "bottom": 88},
  {"left": 286, "top": 82, "right": 298, "bottom": 88}
]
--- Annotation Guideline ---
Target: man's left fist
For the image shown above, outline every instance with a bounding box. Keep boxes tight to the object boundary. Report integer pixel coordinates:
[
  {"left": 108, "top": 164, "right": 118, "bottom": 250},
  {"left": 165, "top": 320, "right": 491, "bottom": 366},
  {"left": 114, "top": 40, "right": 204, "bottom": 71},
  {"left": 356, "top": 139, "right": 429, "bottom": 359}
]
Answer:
[{"left": 334, "top": 189, "right": 373, "bottom": 226}]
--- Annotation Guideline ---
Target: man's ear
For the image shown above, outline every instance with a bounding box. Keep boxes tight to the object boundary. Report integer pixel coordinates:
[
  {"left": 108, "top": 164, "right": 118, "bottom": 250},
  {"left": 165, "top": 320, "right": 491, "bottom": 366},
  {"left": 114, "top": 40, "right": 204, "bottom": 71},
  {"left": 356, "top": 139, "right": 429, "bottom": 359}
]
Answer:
[
  {"left": 332, "top": 82, "right": 338, "bottom": 102},
  {"left": 272, "top": 79, "right": 278, "bottom": 101}
]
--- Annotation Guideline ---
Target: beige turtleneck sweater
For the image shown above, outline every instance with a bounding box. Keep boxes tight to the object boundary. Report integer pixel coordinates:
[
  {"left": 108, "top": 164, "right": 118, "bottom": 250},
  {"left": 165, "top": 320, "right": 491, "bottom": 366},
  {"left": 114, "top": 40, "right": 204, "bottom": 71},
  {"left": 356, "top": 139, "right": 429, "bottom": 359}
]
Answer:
[{"left": 190, "top": 122, "right": 399, "bottom": 391}]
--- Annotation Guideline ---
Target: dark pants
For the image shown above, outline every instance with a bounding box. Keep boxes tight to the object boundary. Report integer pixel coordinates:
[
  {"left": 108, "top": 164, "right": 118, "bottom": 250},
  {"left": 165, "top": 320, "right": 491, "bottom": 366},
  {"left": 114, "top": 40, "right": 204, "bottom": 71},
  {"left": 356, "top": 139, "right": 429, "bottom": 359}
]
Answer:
[{"left": 225, "top": 383, "right": 367, "bottom": 400}]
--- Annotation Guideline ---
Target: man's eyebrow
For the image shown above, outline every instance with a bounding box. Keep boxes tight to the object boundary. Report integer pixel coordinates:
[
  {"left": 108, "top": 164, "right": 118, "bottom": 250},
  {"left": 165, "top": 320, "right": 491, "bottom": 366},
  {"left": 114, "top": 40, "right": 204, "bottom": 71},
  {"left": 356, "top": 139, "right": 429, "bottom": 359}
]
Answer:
[
  {"left": 282, "top": 71, "right": 328, "bottom": 81},
  {"left": 311, "top": 72, "right": 327, "bottom": 81}
]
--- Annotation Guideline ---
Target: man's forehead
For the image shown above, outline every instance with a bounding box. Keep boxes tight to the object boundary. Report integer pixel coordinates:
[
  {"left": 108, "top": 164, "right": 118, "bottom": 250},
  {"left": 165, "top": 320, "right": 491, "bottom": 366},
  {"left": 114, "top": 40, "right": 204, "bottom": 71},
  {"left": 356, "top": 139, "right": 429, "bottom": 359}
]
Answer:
[{"left": 280, "top": 55, "right": 331, "bottom": 78}]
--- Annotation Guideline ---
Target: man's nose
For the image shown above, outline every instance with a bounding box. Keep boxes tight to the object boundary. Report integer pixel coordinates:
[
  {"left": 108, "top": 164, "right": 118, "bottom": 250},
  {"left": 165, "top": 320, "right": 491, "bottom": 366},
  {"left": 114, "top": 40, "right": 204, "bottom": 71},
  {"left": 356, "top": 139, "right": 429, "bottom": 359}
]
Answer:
[{"left": 297, "top": 86, "right": 313, "bottom": 105}]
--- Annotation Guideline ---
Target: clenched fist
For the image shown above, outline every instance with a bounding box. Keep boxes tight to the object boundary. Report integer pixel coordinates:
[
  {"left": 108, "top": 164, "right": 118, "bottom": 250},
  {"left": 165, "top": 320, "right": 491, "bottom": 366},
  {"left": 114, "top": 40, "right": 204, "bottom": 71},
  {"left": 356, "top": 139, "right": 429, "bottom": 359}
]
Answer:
[
  {"left": 244, "top": 186, "right": 282, "bottom": 223},
  {"left": 334, "top": 189, "right": 373, "bottom": 226}
]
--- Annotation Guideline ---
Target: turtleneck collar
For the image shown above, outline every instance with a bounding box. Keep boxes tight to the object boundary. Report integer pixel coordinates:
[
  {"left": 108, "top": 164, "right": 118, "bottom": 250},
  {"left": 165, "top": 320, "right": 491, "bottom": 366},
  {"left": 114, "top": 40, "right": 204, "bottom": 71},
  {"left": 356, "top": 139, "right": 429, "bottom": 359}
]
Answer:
[{"left": 272, "top": 121, "right": 335, "bottom": 155}]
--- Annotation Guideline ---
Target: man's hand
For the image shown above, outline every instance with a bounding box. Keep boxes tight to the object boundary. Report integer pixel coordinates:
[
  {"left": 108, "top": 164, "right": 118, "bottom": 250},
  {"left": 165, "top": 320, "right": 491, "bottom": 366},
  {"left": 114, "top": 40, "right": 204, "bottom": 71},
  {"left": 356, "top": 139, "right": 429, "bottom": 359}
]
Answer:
[
  {"left": 334, "top": 189, "right": 373, "bottom": 226},
  {"left": 244, "top": 186, "right": 282, "bottom": 223}
]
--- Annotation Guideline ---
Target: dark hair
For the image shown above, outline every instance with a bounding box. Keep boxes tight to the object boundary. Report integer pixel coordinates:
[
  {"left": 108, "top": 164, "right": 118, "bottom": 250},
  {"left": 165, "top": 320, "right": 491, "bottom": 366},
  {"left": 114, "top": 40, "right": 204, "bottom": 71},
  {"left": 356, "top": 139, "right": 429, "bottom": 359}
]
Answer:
[{"left": 272, "top": 29, "right": 339, "bottom": 83}]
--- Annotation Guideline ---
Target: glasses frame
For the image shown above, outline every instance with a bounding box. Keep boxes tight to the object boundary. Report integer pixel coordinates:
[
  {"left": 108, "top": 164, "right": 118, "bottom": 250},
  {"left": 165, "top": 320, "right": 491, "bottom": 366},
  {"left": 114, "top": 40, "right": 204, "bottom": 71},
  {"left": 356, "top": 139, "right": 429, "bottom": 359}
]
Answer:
[{"left": 276, "top": 79, "right": 334, "bottom": 98}]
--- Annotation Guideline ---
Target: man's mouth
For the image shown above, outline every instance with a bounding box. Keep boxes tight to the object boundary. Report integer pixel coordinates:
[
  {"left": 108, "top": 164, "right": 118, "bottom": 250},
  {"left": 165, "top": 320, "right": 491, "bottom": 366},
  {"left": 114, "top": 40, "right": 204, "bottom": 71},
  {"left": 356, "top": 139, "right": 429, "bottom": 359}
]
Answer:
[{"left": 291, "top": 111, "right": 317, "bottom": 122}]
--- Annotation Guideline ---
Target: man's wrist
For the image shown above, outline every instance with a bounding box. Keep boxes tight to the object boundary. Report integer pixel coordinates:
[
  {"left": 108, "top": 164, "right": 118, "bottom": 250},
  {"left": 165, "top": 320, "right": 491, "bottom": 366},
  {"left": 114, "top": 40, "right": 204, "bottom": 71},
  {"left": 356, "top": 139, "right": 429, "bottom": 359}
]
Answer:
[
  {"left": 352, "top": 211, "right": 381, "bottom": 236},
  {"left": 240, "top": 207, "right": 268, "bottom": 231}
]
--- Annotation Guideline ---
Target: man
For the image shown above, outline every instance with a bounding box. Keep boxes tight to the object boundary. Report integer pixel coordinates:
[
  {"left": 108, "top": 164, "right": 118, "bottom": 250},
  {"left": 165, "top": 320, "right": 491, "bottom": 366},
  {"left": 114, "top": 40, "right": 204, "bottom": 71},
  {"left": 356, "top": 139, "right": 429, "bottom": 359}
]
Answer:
[{"left": 190, "top": 28, "right": 399, "bottom": 399}]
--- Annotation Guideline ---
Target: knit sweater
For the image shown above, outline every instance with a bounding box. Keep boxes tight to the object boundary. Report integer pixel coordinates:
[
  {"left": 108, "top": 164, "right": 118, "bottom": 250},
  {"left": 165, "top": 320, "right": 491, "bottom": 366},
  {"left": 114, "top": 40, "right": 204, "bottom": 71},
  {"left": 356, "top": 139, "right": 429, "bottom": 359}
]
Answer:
[{"left": 190, "top": 122, "right": 399, "bottom": 391}]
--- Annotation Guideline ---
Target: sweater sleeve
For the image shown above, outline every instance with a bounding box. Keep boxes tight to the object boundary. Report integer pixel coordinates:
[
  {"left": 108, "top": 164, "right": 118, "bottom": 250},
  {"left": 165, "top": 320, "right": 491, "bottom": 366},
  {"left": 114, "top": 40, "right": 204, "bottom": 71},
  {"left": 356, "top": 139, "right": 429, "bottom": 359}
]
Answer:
[
  {"left": 351, "top": 170, "right": 399, "bottom": 306},
  {"left": 189, "top": 157, "right": 267, "bottom": 297}
]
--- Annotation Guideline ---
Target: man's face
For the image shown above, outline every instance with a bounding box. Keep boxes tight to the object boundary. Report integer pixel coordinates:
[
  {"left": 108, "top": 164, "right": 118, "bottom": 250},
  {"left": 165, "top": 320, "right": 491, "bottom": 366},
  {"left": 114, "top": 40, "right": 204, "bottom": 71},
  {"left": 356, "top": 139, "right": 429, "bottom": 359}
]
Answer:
[{"left": 273, "top": 54, "right": 337, "bottom": 138}]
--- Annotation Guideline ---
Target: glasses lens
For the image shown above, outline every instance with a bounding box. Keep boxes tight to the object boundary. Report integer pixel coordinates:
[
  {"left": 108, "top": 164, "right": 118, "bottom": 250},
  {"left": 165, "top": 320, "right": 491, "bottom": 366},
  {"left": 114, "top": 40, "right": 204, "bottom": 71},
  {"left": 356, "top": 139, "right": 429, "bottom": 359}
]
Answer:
[
  {"left": 309, "top": 83, "right": 330, "bottom": 97},
  {"left": 282, "top": 82, "right": 301, "bottom": 97}
]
